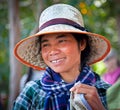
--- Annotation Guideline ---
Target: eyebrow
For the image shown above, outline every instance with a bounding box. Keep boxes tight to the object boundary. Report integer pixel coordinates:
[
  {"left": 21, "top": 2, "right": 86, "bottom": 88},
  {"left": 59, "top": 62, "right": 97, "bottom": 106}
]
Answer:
[
  {"left": 56, "top": 34, "right": 66, "bottom": 39},
  {"left": 41, "top": 34, "right": 66, "bottom": 43},
  {"left": 41, "top": 39, "right": 48, "bottom": 44}
]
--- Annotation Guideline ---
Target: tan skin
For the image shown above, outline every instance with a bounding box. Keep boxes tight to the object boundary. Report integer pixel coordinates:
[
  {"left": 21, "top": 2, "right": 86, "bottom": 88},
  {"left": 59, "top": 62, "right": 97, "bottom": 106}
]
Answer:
[{"left": 41, "top": 33, "right": 106, "bottom": 110}]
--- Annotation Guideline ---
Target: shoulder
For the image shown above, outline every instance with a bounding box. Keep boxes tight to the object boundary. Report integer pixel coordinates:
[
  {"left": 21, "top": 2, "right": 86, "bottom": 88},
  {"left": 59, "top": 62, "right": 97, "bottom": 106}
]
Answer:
[
  {"left": 25, "top": 80, "right": 41, "bottom": 90},
  {"left": 94, "top": 72, "right": 111, "bottom": 90},
  {"left": 13, "top": 80, "right": 46, "bottom": 109},
  {"left": 21, "top": 80, "right": 46, "bottom": 99}
]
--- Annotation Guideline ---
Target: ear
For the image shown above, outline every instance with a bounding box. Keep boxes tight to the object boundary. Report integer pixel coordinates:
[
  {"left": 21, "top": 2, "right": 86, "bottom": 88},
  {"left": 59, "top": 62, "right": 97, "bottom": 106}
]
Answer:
[{"left": 79, "top": 39, "right": 86, "bottom": 51}]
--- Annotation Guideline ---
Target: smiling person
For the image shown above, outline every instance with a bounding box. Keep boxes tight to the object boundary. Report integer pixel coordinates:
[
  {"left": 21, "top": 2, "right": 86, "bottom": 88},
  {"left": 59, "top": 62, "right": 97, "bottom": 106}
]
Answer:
[{"left": 13, "top": 3, "right": 111, "bottom": 110}]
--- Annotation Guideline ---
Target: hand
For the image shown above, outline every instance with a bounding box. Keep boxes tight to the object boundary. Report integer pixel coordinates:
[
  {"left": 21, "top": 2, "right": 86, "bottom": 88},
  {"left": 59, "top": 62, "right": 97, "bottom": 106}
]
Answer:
[{"left": 70, "top": 83, "right": 106, "bottom": 110}]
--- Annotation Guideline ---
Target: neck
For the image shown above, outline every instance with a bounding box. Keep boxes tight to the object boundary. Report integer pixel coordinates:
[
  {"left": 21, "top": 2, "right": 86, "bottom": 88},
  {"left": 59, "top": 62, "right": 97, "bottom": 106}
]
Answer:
[{"left": 60, "top": 69, "right": 80, "bottom": 83}]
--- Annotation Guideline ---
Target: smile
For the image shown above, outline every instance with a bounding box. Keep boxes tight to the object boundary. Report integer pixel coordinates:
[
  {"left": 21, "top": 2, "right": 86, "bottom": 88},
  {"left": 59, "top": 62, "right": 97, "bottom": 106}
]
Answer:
[{"left": 50, "top": 58, "right": 65, "bottom": 64}]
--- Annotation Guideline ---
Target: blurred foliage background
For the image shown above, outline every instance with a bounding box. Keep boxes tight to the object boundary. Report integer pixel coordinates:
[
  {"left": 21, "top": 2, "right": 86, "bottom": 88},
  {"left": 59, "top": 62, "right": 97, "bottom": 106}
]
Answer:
[{"left": 0, "top": 0, "right": 120, "bottom": 109}]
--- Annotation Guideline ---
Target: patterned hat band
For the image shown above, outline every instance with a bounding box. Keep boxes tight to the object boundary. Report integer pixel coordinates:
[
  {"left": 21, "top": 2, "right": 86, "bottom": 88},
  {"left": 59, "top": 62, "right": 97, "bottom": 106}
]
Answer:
[{"left": 39, "top": 18, "right": 87, "bottom": 31}]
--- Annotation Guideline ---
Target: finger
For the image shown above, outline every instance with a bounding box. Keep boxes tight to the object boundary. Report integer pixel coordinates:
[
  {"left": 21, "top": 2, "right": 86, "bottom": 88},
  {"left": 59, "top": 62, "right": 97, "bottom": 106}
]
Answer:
[
  {"left": 70, "top": 83, "right": 93, "bottom": 93},
  {"left": 72, "top": 83, "right": 97, "bottom": 93},
  {"left": 70, "top": 86, "right": 76, "bottom": 92}
]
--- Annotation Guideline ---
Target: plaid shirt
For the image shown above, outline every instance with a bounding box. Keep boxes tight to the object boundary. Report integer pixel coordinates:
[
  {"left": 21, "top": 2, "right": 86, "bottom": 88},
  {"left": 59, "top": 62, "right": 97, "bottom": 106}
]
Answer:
[{"left": 13, "top": 67, "right": 110, "bottom": 110}]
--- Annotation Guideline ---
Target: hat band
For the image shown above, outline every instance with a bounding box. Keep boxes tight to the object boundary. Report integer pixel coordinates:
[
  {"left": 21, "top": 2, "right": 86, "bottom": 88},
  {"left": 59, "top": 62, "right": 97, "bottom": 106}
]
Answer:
[{"left": 39, "top": 18, "right": 87, "bottom": 31}]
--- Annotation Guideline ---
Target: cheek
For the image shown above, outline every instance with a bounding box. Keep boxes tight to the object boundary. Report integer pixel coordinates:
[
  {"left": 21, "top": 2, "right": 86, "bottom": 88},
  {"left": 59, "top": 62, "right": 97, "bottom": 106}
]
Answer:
[
  {"left": 62, "top": 45, "right": 80, "bottom": 57},
  {"left": 67, "top": 43, "right": 79, "bottom": 52},
  {"left": 60, "top": 46, "right": 72, "bottom": 55}
]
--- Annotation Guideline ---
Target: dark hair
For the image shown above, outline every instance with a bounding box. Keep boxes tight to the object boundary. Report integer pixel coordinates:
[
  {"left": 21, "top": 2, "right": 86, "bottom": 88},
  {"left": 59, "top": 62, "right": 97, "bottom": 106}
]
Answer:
[
  {"left": 72, "top": 33, "right": 90, "bottom": 70},
  {"left": 37, "top": 36, "right": 42, "bottom": 54}
]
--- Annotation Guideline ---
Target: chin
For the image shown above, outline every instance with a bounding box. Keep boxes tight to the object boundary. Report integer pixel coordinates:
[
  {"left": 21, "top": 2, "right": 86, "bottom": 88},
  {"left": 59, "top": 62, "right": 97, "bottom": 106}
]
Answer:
[
  {"left": 53, "top": 69, "right": 62, "bottom": 73},
  {"left": 52, "top": 68, "right": 65, "bottom": 73}
]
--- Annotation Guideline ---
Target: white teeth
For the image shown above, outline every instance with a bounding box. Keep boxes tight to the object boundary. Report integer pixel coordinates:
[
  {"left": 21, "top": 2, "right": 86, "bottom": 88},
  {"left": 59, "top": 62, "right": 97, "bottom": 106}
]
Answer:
[
  {"left": 52, "top": 60, "right": 58, "bottom": 63},
  {"left": 51, "top": 58, "right": 64, "bottom": 63}
]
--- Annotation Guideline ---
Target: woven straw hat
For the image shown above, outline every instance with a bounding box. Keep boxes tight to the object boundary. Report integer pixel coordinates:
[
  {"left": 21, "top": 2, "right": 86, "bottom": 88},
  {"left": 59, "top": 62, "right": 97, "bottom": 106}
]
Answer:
[{"left": 14, "top": 3, "right": 111, "bottom": 70}]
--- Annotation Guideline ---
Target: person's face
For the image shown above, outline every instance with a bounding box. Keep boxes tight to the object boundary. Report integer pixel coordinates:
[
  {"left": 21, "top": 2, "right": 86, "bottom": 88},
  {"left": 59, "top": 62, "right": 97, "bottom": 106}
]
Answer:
[{"left": 41, "top": 33, "right": 86, "bottom": 74}]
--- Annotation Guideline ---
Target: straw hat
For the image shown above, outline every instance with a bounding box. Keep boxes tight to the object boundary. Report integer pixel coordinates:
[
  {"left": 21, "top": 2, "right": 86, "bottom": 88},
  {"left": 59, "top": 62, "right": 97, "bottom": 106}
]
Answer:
[{"left": 14, "top": 3, "right": 111, "bottom": 70}]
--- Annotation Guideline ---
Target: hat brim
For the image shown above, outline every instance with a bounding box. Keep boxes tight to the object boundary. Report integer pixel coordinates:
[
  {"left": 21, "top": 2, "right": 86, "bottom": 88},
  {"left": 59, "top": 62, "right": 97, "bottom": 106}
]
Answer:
[{"left": 14, "top": 24, "right": 111, "bottom": 70}]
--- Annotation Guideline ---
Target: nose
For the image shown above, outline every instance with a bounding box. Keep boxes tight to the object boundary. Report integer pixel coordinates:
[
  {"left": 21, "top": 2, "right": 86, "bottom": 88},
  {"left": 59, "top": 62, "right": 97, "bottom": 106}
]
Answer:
[{"left": 49, "top": 46, "right": 60, "bottom": 56}]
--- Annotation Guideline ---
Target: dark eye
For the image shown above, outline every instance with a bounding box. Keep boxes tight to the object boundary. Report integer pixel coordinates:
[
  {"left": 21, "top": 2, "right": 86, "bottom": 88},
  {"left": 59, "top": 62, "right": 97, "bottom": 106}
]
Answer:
[
  {"left": 41, "top": 43, "right": 49, "bottom": 48},
  {"left": 59, "top": 39, "right": 67, "bottom": 43}
]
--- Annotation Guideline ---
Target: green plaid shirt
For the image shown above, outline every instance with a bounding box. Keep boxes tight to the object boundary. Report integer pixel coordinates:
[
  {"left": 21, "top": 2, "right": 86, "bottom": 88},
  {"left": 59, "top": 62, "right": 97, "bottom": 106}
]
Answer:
[{"left": 13, "top": 80, "right": 46, "bottom": 110}]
